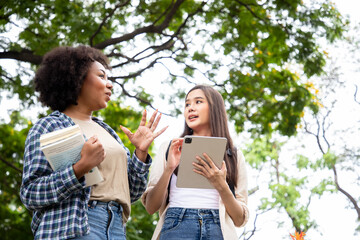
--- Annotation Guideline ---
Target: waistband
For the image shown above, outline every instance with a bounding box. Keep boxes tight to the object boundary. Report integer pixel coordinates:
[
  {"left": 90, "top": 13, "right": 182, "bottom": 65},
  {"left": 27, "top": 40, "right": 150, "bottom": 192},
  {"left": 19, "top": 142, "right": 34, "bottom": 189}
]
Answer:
[
  {"left": 88, "top": 200, "right": 123, "bottom": 212},
  {"left": 166, "top": 207, "right": 220, "bottom": 222}
]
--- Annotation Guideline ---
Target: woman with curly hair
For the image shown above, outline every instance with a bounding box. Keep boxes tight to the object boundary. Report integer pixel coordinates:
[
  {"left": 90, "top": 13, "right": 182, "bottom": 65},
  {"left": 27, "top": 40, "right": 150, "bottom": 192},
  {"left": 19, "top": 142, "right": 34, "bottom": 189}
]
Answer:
[
  {"left": 20, "top": 45, "right": 167, "bottom": 240},
  {"left": 142, "top": 85, "right": 249, "bottom": 240}
]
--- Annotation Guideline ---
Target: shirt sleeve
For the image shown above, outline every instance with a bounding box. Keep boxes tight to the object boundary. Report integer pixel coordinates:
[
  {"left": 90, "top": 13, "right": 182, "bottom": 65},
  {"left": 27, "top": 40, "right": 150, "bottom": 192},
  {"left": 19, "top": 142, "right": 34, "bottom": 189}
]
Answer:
[
  {"left": 20, "top": 122, "right": 85, "bottom": 211},
  {"left": 127, "top": 150, "right": 152, "bottom": 203},
  {"left": 235, "top": 149, "right": 250, "bottom": 227}
]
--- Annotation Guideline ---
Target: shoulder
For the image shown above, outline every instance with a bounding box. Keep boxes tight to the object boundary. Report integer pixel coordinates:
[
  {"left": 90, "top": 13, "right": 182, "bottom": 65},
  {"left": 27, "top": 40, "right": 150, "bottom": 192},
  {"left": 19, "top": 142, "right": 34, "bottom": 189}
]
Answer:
[{"left": 28, "top": 111, "right": 74, "bottom": 136}]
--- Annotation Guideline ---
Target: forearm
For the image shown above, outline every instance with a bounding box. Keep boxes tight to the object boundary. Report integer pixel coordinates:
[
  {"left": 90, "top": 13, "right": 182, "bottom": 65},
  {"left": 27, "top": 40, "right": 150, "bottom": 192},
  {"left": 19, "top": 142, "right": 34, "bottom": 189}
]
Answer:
[
  {"left": 21, "top": 164, "right": 84, "bottom": 210},
  {"left": 128, "top": 153, "right": 151, "bottom": 202},
  {"left": 144, "top": 168, "right": 173, "bottom": 215},
  {"left": 218, "top": 182, "right": 246, "bottom": 227}
]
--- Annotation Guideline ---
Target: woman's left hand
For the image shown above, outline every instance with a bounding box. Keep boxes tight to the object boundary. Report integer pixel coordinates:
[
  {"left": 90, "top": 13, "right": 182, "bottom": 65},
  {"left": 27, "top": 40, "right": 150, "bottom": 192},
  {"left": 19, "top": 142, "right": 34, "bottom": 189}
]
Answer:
[
  {"left": 120, "top": 109, "right": 167, "bottom": 162},
  {"left": 192, "top": 153, "right": 227, "bottom": 191}
]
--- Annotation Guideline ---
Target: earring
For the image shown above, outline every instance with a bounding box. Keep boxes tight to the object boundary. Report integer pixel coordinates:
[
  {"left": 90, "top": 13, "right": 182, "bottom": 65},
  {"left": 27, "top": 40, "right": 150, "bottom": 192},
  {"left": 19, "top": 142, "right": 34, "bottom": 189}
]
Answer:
[{"left": 226, "top": 148, "right": 232, "bottom": 156}]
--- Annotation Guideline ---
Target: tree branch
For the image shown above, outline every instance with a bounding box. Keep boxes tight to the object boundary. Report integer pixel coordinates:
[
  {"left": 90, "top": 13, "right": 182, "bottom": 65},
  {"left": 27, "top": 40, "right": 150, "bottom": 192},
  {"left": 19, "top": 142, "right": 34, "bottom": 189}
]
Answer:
[
  {"left": 89, "top": 0, "right": 131, "bottom": 46},
  {"left": 111, "top": 80, "right": 173, "bottom": 116},
  {"left": 354, "top": 85, "right": 360, "bottom": 104},
  {"left": 94, "top": 0, "right": 187, "bottom": 49},
  {"left": 0, "top": 155, "right": 23, "bottom": 174},
  {"left": 0, "top": 49, "right": 42, "bottom": 65},
  {"left": 332, "top": 165, "right": 360, "bottom": 220}
]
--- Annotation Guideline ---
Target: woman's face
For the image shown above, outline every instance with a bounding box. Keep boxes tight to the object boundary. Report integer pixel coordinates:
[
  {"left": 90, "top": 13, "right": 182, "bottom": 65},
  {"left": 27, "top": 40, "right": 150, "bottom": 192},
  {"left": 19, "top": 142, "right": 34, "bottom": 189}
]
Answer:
[
  {"left": 184, "top": 89, "right": 211, "bottom": 136},
  {"left": 77, "top": 61, "right": 112, "bottom": 111}
]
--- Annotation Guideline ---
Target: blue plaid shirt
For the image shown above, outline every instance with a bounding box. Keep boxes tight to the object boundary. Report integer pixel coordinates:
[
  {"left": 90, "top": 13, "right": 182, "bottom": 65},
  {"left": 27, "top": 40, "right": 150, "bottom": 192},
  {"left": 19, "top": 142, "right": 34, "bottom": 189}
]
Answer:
[{"left": 20, "top": 111, "right": 151, "bottom": 239}]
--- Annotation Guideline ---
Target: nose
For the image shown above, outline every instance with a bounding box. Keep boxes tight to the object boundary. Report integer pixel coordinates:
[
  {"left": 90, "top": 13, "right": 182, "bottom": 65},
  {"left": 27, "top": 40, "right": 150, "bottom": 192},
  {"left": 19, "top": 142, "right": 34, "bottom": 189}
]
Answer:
[
  {"left": 106, "top": 80, "right": 113, "bottom": 90},
  {"left": 187, "top": 103, "right": 194, "bottom": 112}
]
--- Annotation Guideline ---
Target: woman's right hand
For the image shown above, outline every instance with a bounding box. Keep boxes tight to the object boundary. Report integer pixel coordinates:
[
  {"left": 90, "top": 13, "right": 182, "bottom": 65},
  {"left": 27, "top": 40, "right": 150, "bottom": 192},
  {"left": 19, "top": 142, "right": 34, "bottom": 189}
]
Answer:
[
  {"left": 165, "top": 138, "right": 183, "bottom": 173},
  {"left": 73, "top": 135, "right": 105, "bottom": 179}
]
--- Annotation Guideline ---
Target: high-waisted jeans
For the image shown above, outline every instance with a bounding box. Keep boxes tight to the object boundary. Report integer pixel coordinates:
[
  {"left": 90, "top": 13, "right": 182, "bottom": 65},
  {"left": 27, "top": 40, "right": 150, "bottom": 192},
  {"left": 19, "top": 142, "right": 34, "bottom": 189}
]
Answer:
[
  {"left": 159, "top": 207, "right": 224, "bottom": 240},
  {"left": 72, "top": 200, "right": 126, "bottom": 240}
]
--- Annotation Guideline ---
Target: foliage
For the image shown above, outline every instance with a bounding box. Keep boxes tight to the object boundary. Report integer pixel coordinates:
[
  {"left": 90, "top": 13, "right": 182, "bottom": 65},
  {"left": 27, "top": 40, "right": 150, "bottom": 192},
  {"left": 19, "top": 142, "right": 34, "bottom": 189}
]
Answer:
[
  {"left": 0, "top": 0, "right": 348, "bottom": 137},
  {"left": 0, "top": 0, "right": 351, "bottom": 238},
  {"left": 0, "top": 111, "right": 33, "bottom": 239},
  {"left": 126, "top": 200, "right": 159, "bottom": 240}
]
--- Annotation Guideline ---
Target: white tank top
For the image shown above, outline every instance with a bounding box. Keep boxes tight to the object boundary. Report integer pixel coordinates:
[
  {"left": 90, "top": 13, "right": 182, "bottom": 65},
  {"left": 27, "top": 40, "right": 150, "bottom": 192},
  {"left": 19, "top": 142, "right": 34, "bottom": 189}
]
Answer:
[{"left": 168, "top": 174, "right": 219, "bottom": 209}]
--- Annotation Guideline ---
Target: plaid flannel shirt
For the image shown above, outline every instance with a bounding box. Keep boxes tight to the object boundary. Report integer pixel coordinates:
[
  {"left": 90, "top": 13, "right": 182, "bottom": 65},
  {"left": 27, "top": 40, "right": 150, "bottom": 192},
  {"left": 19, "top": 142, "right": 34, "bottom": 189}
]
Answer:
[{"left": 20, "top": 111, "right": 151, "bottom": 239}]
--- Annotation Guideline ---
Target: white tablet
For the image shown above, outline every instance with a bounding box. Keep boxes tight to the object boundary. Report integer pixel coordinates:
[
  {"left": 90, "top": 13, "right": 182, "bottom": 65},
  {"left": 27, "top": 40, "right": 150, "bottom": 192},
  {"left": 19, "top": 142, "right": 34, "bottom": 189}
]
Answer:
[{"left": 176, "top": 135, "right": 227, "bottom": 189}]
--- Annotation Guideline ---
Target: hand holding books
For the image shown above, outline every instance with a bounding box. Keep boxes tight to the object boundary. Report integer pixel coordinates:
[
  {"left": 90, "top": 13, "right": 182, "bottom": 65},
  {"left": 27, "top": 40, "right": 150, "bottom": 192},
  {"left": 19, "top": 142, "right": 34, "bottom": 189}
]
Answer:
[
  {"left": 40, "top": 125, "right": 104, "bottom": 187},
  {"left": 73, "top": 135, "right": 105, "bottom": 180}
]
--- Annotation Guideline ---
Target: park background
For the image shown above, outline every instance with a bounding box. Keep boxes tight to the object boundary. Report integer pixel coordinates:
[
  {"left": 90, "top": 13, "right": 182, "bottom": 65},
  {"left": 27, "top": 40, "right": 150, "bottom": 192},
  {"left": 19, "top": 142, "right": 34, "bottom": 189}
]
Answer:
[{"left": 0, "top": 0, "right": 359, "bottom": 239}]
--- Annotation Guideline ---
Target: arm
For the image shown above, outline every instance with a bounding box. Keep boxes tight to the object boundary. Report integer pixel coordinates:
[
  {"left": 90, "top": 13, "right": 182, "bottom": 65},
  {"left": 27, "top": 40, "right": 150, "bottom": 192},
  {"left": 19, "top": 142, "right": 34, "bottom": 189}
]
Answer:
[
  {"left": 20, "top": 126, "right": 84, "bottom": 211},
  {"left": 143, "top": 139, "right": 183, "bottom": 215},
  {"left": 20, "top": 120, "right": 106, "bottom": 211},
  {"left": 119, "top": 109, "right": 168, "bottom": 202},
  {"left": 193, "top": 150, "right": 249, "bottom": 227},
  {"left": 127, "top": 152, "right": 152, "bottom": 202}
]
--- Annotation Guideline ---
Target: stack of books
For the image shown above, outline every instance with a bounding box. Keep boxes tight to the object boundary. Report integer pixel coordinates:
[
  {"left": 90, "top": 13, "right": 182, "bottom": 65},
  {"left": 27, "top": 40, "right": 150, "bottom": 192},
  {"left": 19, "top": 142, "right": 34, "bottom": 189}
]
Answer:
[{"left": 40, "top": 125, "right": 103, "bottom": 187}]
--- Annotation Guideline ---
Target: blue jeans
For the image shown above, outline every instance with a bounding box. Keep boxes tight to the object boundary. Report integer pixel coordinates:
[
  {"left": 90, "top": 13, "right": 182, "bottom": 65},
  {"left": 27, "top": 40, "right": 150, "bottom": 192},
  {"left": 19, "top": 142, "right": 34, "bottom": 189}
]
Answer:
[
  {"left": 159, "top": 208, "right": 224, "bottom": 240},
  {"left": 72, "top": 200, "right": 126, "bottom": 240}
]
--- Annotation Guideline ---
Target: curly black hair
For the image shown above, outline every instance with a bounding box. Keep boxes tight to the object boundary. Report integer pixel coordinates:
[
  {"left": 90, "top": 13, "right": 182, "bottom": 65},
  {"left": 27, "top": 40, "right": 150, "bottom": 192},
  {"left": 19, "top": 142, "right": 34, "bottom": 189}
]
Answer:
[{"left": 34, "top": 45, "right": 110, "bottom": 112}]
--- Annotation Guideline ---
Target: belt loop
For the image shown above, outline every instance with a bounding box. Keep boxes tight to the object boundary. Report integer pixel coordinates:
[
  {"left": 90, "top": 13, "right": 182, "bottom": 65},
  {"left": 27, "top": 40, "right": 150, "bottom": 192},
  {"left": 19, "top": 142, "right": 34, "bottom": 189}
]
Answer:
[
  {"left": 88, "top": 200, "right": 97, "bottom": 208},
  {"left": 211, "top": 209, "right": 219, "bottom": 224},
  {"left": 178, "top": 208, "right": 186, "bottom": 222}
]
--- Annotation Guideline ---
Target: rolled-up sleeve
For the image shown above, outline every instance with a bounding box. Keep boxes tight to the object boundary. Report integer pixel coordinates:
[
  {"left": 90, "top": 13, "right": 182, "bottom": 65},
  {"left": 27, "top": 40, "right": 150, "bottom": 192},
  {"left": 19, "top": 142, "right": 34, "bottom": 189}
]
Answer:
[{"left": 127, "top": 151, "right": 152, "bottom": 202}]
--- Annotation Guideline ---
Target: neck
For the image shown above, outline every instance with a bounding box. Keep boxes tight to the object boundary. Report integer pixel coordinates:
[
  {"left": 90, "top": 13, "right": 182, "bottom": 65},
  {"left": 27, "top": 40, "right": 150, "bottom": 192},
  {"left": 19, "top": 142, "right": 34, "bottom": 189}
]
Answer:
[
  {"left": 63, "top": 105, "right": 93, "bottom": 121},
  {"left": 192, "top": 128, "right": 212, "bottom": 137}
]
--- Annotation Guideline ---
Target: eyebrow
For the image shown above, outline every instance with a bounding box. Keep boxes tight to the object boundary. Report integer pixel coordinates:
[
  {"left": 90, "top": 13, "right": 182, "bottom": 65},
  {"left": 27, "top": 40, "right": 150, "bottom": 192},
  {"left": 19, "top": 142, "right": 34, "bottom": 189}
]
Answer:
[{"left": 185, "top": 96, "right": 205, "bottom": 102}]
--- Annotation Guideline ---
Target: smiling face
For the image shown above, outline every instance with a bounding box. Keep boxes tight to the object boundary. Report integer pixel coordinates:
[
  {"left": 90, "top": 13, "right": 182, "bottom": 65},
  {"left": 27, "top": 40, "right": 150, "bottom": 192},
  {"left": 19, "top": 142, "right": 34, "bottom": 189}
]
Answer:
[
  {"left": 184, "top": 89, "right": 211, "bottom": 136},
  {"left": 76, "top": 61, "right": 112, "bottom": 112}
]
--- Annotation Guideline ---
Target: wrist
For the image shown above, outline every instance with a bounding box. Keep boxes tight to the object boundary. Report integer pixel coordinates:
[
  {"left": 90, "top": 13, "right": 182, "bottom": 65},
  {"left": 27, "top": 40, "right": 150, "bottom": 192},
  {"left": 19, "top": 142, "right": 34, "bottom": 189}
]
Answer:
[
  {"left": 135, "top": 149, "right": 148, "bottom": 162},
  {"left": 216, "top": 179, "right": 232, "bottom": 195},
  {"left": 73, "top": 161, "right": 87, "bottom": 179}
]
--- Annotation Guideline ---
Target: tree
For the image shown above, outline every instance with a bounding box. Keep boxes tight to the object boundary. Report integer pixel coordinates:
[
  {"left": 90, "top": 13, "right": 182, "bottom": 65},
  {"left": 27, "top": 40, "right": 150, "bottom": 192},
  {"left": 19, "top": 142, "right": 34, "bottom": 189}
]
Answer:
[
  {"left": 1, "top": 0, "right": 347, "bottom": 135},
  {"left": 0, "top": 0, "right": 348, "bottom": 238}
]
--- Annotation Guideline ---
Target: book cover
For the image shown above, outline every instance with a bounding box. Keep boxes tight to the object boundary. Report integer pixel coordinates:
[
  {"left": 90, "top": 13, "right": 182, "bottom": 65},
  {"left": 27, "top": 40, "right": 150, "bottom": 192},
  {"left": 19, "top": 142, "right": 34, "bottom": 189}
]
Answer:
[{"left": 40, "top": 125, "right": 103, "bottom": 187}]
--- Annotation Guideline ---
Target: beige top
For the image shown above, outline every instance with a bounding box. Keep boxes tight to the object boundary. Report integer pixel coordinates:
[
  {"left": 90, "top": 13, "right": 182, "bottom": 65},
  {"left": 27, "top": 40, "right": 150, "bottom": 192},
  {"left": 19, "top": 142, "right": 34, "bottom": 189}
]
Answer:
[
  {"left": 73, "top": 118, "right": 131, "bottom": 222},
  {"left": 141, "top": 140, "right": 249, "bottom": 240}
]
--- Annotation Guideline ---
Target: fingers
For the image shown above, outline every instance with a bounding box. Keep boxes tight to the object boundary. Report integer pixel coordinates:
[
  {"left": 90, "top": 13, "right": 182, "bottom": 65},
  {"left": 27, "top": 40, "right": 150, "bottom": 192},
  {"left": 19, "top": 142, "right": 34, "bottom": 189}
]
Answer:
[
  {"left": 170, "top": 138, "right": 183, "bottom": 149},
  {"left": 220, "top": 161, "right": 226, "bottom": 171},
  {"left": 153, "top": 125, "right": 168, "bottom": 138},
  {"left": 202, "top": 153, "right": 217, "bottom": 168},
  {"left": 88, "top": 135, "right": 98, "bottom": 143},
  {"left": 139, "top": 109, "right": 147, "bottom": 127},
  {"left": 147, "top": 109, "right": 158, "bottom": 129},
  {"left": 120, "top": 125, "right": 133, "bottom": 138},
  {"left": 150, "top": 112, "right": 162, "bottom": 131}
]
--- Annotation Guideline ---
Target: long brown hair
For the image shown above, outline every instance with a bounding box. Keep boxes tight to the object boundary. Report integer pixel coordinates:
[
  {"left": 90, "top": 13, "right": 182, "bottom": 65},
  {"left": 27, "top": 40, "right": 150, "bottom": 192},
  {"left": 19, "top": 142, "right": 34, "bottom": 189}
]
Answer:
[{"left": 180, "top": 85, "right": 238, "bottom": 187}]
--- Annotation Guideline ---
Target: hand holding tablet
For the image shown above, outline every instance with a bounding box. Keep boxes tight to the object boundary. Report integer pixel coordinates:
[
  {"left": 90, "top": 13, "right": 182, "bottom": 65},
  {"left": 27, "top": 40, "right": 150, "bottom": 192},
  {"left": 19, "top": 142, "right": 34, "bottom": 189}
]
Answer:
[{"left": 176, "top": 135, "right": 227, "bottom": 189}]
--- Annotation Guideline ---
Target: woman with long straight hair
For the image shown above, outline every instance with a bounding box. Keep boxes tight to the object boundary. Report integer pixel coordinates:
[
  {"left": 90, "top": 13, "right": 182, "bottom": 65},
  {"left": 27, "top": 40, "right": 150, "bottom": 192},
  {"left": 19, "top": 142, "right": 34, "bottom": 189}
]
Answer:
[{"left": 142, "top": 84, "right": 249, "bottom": 240}]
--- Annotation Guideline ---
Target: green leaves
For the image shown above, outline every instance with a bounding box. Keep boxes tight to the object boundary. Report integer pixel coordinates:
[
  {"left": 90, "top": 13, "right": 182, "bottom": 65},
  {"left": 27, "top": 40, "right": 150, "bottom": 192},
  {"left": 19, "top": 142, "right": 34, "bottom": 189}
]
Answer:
[
  {"left": 0, "top": 0, "right": 351, "bottom": 237},
  {"left": 0, "top": 111, "right": 33, "bottom": 239},
  {"left": 1, "top": 0, "right": 347, "bottom": 138}
]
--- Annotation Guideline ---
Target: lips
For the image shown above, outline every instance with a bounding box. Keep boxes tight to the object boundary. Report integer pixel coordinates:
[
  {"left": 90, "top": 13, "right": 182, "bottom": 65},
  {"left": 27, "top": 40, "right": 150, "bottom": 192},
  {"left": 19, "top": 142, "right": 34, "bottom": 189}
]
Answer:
[
  {"left": 105, "top": 92, "right": 111, "bottom": 100},
  {"left": 188, "top": 114, "right": 198, "bottom": 121}
]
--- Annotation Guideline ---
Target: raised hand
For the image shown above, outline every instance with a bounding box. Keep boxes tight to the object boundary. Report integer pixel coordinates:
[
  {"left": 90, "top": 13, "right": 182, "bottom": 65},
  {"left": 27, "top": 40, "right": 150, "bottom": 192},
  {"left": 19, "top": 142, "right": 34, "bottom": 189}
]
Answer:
[{"left": 120, "top": 109, "right": 167, "bottom": 162}]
